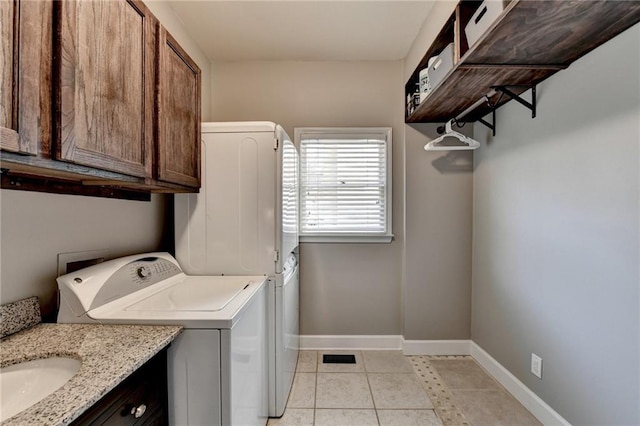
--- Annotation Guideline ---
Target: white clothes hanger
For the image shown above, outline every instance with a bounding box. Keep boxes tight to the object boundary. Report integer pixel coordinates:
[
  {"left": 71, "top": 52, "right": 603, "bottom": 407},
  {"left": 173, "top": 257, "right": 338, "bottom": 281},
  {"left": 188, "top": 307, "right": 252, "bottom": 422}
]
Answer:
[{"left": 424, "top": 120, "right": 480, "bottom": 151}]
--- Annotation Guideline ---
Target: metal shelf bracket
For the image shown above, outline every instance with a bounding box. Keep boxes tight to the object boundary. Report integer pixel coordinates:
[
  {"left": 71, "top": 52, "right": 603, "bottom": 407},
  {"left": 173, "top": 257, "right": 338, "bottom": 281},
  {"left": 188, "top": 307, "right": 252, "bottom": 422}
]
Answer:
[
  {"left": 492, "top": 85, "right": 537, "bottom": 118},
  {"left": 476, "top": 101, "right": 496, "bottom": 137},
  {"left": 448, "top": 84, "right": 536, "bottom": 139}
]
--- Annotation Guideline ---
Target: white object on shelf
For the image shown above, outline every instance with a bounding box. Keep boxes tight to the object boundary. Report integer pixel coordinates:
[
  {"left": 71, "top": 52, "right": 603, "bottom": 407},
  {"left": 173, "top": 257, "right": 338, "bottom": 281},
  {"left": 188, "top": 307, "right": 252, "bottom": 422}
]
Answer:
[
  {"left": 465, "top": 0, "right": 507, "bottom": 48},
  {"left": 427, "top": 43, "right": 455, "bottom": 92},
  {"left": 419, "top": 68, "right": 431, "bottom": 102}
]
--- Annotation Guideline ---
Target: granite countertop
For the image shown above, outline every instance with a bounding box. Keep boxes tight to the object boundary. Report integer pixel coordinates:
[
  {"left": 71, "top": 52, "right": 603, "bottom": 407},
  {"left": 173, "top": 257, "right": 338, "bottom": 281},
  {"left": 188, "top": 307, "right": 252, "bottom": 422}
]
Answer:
[{"left": 0, "top": 323, "right": 182, "bottom": 425}]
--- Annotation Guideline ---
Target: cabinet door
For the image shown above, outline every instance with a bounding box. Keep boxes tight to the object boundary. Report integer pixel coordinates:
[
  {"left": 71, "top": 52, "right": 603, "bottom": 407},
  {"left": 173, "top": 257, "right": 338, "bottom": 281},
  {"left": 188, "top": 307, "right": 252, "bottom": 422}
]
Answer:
[
  {"left": 1, "top": 0, "right": 19, "bottom": 151},
  {"left": 71, "top": 349, "right": 168, "bottom": 425},
  {"left": 1, "top": 0, "right": 50, "bottom": 156},
  {"left": 157, "top": 26, "right": 201, "bottom": 188},
  {"left": 56, "top": 0, "right": 155, "bottom": 178}
]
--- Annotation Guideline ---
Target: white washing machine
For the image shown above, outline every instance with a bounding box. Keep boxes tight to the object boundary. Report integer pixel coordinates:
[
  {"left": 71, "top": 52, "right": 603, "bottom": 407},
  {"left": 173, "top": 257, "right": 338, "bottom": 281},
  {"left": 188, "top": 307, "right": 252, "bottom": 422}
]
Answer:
[
  {"left": 57, "top": 252, "right": 268, "bottom": 426},
  {"left": 270, "top": 253, "right": 299, "bottom": 417}
]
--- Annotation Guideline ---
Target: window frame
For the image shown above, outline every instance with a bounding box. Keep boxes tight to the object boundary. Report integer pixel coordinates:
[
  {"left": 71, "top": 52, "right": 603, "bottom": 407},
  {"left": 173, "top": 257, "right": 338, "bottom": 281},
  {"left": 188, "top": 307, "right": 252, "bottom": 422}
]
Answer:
[{"left": 295, "top": 127, "right": 393, "bottom": 244}]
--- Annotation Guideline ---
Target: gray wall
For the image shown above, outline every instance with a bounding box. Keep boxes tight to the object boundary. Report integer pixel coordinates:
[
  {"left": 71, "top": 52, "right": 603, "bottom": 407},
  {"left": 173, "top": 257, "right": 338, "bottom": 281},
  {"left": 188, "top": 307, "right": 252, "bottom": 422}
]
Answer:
[
  {"left": 402, "top": 0, "right": 473, "bottom": 340},
  {"left": 404, "top": 125, "right": 472, "bottom": 340},
  {"left": 472, "top": 24, "right": 640, "bottom": 424},
  {"left": 210, "top": 60, "right": 404, "bottom": 335},
  {"left": 0, "top": 2, "right": 212, "bottom": 319}
]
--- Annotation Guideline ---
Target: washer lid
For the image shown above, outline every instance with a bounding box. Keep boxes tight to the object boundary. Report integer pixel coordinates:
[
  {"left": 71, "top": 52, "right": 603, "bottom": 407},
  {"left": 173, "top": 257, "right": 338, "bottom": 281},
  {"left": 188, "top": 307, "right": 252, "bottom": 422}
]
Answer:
[
  {"left": 125, "top": 276, "right": 252, "bottom": 312},
  {"left": 84, "top": 276, "right": 268, "bottom": 329}
]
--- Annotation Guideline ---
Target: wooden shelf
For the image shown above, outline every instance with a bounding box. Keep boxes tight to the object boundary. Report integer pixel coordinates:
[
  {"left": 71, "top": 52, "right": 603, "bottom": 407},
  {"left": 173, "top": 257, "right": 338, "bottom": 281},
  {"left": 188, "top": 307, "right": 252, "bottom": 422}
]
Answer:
[
  {"left": 408, "top": 65, "right": 560, "bottom": 123},
  {"left": 406, "top": 0, "right": 640, "bottom": 124}
]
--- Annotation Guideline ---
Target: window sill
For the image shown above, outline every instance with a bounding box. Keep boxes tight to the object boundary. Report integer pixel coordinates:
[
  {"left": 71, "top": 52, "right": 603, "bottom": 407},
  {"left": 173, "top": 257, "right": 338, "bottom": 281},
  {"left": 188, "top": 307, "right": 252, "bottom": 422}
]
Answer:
[{"left": 300, "top": 234, "right": 394, "bottom": 244}]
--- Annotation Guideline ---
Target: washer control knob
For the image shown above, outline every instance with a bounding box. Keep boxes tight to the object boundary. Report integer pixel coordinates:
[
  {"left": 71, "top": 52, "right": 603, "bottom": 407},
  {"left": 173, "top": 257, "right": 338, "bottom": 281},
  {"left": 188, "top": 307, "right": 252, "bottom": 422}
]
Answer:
[{"left": 137, "top": 266, "right": 151, "bottom": 279}]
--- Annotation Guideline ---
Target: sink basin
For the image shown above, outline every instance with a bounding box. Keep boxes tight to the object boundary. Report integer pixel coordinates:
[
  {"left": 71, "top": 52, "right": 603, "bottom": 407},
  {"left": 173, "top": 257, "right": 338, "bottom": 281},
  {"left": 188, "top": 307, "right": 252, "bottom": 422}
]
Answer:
[{"left": 0, "top": 357, "right": 81, "bottom": 421}]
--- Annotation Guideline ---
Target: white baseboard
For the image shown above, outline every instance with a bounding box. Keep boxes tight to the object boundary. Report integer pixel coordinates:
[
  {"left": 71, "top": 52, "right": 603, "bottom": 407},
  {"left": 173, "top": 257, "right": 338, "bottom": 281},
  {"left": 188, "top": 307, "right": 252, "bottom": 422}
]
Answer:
[
  {"left": 402, "top": 339, "right": 471, "bottom": 355},
  {"left": 299, "top": 335, "right": 402, "bottom": 350},
  {"left": 470, "top": 342, "right": 571, "bottom": 426}
]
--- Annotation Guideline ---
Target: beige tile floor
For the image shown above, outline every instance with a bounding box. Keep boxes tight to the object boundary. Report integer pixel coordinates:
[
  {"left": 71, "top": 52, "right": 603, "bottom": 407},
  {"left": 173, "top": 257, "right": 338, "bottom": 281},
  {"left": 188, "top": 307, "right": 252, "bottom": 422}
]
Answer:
[{"left": 268, "top": 351, "right": 541, "bottom": 426}]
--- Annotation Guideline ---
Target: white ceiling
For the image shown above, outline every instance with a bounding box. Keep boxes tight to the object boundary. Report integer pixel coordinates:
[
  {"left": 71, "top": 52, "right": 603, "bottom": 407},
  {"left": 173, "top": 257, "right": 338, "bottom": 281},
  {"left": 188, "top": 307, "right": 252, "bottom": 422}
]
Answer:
[{"left": 166, "top": 1, "right": 435, "bottom": 61}]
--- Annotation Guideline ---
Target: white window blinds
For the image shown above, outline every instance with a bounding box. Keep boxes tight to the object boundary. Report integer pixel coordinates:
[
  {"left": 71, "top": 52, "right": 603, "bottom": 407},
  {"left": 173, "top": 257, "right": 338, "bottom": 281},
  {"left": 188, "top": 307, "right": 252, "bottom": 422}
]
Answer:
[
  {"left": 297, "top": 128, "right": 392, "bottom": 243},
  {"left": 282, "top": 140, "right": 298, "bottom": 235}
]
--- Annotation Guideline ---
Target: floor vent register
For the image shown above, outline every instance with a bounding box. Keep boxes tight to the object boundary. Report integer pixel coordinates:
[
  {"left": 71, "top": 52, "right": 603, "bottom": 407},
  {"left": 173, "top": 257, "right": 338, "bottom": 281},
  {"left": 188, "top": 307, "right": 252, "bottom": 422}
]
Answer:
[{"left": 322, "top": 354, "right": 356, "bottom": 364}]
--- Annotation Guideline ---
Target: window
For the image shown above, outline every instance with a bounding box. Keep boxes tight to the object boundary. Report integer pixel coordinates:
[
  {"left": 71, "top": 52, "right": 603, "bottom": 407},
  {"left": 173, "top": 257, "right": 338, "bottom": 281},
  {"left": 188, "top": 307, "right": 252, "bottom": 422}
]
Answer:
[{"left": 296, "top": 127, "right": 392, "bottom": 243}]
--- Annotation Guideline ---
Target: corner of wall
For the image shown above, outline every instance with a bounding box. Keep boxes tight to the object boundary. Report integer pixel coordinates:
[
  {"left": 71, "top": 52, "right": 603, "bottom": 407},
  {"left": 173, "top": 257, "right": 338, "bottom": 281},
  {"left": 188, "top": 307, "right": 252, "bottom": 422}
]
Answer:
[{"left": 402, "top": 1, "right": 457, "bottom": 82}]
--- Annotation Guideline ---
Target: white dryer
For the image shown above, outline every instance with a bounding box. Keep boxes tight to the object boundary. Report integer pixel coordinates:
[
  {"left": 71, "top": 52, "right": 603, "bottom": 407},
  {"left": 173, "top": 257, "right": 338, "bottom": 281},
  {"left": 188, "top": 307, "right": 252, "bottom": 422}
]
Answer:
[
  {"left": 175, "top": 122, "right": 300, "bottom": 417},
  {"left": 57, "top": 252, "right": 268, "bottom": 426}
]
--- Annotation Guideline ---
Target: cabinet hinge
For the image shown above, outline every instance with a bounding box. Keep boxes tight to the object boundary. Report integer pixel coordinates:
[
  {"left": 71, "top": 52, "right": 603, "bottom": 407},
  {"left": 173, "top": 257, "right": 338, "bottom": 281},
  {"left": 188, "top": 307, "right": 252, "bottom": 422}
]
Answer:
[
  {"left": 274, "top": 137, "right": 280, "bottom": 151},
  {"left": 274, "top": 250, "right": 280, "bottom": 262}
]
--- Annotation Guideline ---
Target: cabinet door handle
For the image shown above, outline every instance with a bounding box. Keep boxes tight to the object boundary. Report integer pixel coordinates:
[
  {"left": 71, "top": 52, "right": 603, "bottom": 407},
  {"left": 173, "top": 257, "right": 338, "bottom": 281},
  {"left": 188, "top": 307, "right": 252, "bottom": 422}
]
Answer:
[{"left": 131, "top": 404, "right": 147, "bottom": 418}]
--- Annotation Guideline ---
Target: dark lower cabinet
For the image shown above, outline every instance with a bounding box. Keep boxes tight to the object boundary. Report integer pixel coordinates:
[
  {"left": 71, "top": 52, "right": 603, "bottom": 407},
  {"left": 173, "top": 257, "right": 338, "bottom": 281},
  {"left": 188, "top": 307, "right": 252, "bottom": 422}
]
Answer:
[{"left": 71, "top": 349, "right": 168, "bottom": 426}]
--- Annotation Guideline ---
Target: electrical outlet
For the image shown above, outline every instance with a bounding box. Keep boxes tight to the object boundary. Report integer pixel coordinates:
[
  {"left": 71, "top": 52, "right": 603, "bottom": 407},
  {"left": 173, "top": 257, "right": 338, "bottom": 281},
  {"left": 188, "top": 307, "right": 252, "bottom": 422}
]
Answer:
[{"left": 531, "top": 353, "right": 542, "bottom": 379}]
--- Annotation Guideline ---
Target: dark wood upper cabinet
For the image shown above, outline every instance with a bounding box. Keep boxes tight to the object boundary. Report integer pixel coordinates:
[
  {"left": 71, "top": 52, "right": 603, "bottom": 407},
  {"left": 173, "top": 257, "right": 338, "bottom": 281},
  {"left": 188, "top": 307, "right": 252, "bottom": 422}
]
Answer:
[
  {"left": 55, "top": 0, "right": 155, "bottom": 178},
  {"left": 1, "top": 0, "right": 202, "bottom": 199},
  {"left": 157, "top": 26, "right": 201, "bottom": 188},
  {"left": 406, "top": 0, "right": 640, "bottom": 124}
]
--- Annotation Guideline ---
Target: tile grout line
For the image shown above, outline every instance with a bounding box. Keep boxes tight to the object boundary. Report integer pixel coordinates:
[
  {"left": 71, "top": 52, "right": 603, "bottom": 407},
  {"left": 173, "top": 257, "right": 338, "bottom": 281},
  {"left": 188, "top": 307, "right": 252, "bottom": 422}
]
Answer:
[
  {"left": 362, "top": 355, "right": 382, "bottom": 425},
  {"left": 313, "top": 350, "right": 318, "bottom": 425}
]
